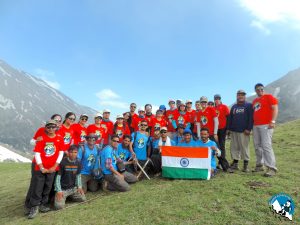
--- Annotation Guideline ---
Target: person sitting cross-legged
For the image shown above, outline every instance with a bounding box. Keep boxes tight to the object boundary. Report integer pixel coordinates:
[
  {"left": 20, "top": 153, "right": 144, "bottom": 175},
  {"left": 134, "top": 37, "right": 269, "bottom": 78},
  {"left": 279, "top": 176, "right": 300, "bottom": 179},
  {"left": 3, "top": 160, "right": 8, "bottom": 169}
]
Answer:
[
  {"left": 54, "top": 145, "right": 86, "bottom": 210},
  {"left": 101, "top": 135, "right": 138, "bottom": 192},
  {"left": 177, "top": 128, "right": 197, "bottom": 147}
]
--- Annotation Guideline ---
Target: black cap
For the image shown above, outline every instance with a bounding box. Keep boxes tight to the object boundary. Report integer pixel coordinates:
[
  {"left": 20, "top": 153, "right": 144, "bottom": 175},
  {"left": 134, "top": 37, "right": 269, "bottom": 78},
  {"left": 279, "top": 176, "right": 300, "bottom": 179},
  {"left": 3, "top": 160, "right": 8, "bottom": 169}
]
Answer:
[
  {"left": 214, "top": 94, "right": 221, "bottom": 99},
  {"left": 254, "top": 83, "right": 264, "bottom": 89}
]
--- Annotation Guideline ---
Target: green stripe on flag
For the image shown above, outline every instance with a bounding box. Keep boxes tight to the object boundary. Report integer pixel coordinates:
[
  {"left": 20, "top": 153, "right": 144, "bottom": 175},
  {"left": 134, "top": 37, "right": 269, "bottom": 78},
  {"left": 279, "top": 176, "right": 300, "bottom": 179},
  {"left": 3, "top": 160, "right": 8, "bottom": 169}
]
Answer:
[{"left": 162, "top": 166, "right": 209, "bottom": 180}]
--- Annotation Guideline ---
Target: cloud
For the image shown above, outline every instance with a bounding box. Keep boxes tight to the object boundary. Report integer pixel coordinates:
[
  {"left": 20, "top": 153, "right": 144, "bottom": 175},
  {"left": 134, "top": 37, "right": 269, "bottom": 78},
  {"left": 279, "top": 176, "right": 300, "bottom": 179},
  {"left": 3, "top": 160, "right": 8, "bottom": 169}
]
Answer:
[
  {"left": 239, "top": 0, "right": 300, "bottom": 33},
  {"left": 96, "top": 89, "right": 129, "bottom": 109},
  {"left": 250, "top": 20, "right": 271, "bottom": 35},
  {"left": 34, "top": 68, "right": 60, "bottom": 89}
]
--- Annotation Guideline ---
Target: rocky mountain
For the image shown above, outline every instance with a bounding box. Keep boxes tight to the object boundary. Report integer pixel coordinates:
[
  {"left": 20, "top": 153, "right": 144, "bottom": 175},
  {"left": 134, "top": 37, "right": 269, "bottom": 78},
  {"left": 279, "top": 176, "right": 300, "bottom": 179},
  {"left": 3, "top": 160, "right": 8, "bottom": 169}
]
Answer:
[
  {"left": 247, "top": 68, "right": 300, "bottom": 123},
  {"left": 0, "top": 59, "right": 96, "bottom": 153}
]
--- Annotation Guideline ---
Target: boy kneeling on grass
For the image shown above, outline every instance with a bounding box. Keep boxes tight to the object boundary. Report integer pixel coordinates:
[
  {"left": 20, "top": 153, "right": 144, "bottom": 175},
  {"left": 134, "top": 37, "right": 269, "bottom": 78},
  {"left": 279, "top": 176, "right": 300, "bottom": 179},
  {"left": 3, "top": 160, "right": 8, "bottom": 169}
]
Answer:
[{"left": 54, "top": 145, "right": 86, "bottom": 210}]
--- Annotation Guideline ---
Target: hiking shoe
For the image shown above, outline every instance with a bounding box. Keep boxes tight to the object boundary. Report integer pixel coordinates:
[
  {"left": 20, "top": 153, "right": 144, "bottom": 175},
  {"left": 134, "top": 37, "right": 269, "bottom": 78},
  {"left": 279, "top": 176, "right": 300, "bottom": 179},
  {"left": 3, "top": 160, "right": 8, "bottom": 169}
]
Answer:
[
  {"left": 242, "top": 164, "right": 250, "bottom": 172},
  {"left": 28, "top": 206, "right": 39, "bottom": 219},
  {"left": 252, "top": 165, "right": 264, "bottom": 172},
  {"left": 264, "top": 168, "right": 276, "bottom": 177},
  {"left": 24, "top": 205, "right": 30, "bottom": 216},
  {"left": 39, "top": 205, "right": 50, "bottom": 213}
]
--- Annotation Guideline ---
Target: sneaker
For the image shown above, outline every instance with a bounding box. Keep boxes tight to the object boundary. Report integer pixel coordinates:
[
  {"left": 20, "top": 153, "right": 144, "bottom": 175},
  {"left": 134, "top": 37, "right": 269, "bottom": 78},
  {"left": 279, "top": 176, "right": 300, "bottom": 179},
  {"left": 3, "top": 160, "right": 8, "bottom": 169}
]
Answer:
[
  {"left": 39, "top": 205, "right": 50, "bottom": 213},
  {"left": 24, "top": 205, "right": 30, "bottom": 216},
  {"left": 28, "top": 206, "right": 39, "bottom": 219},
  {"left": 264, "top": 168, "right": 276, "bottom": 177},
  {"left": 252, "top": 165, "right": 264, "bottom": 172}
]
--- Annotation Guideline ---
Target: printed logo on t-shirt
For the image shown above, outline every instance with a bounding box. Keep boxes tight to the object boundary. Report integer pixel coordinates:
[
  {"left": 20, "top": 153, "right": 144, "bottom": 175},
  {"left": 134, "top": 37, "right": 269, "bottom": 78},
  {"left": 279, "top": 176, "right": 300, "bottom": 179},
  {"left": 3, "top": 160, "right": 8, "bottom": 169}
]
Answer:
[
  {"left": 201, "top": 116, "right": 208, "bottom": 125},
  {"left": 119, "top": 152, "right": 126, "bottom": 160},
  {"left": 178, "top": 116, "right": 185, "bottom": 124},
  {"left": 80, "top": 131, "right": 86, "bottom": 141},
  {"left": 64, "top": 132, "right": 71, "bottom": 144},
  {"left": 95, "top": 130, "right": 101, "bottom": 139},
  {"left": 87, "top": 154, "right": 96, "bottom": 167},
  {"left": 154, "top": 123, "right": 161, "bottom": 130},
  {"left": 44, "top": 142, "right": 55, "bottom": 156},
  {"left": 137, "top": 138, "right": 145, "bottom": 148},
  {"left": 101, "top": 124, "right": 108, "bottom": 132},
  {"left": 234, "top": 108, "right": 245, "bottom": 114},
  {"left": 116, "top": 129, "right": 123, "bottom": 138},
  {"left": 254, "top": 102, "right": 261, "bottom": 112}
]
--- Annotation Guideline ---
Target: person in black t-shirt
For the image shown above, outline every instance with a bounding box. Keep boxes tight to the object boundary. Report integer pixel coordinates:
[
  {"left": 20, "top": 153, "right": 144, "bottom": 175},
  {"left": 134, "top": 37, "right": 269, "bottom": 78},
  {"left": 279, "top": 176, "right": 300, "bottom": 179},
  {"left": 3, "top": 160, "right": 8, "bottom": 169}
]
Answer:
[{"left": 54, "top": 145, "right": 86, "bottom": 210}]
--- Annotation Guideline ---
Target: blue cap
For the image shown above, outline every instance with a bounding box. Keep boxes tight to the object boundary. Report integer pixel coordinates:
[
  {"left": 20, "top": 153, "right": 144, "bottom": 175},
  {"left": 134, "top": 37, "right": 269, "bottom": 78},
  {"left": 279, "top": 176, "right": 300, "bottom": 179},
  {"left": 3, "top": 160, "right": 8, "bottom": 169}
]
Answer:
[
  {"left": 159, "top": 105, "right": 166, "bottom": 110},
  {"left": 183, "top": 128, "right": 192, "bottom": 135}
]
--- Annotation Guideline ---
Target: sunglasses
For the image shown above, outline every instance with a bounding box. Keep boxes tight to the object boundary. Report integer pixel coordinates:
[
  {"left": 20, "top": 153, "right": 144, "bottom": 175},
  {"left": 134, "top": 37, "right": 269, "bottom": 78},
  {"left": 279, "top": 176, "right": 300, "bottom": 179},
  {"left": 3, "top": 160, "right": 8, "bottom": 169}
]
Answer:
[
  {"left": 95, "top": 117, "right": 102, "bottom": 119},
  {"left": 112, "top": 139, "right": 119, "bottom": 143},
  {"left": 201, "top": 102, "right": 207, "bottom": 104},
  {"left": 68, "top": 117, "right": 76, "bottom": 121},
  {"left": 186, "top": 102, "right": 192, "bottom": 104},
  {"left": 130, "top": 105, "right": 136, "bottom": 108},
  {"left": 256, "top": 87, "right": 264, "bottom": 91},
  {"left": 86, "top": 137, "right": 96, "bottom": 141},
  {"left": 160, "top": 131, "right": 167, "bottom": 134},
  {"left": 81, "top": 118, "right": 88, "bottom": 121},
  {"left": 46, "top": 125, "right": 57, "bottom": 129},
  {"left": 140, "top": 124, "right": 148, "bottom": 127},
  {"left": 54, "top": 119, "right": 62, "bottom": 123},
  {"left": 169, "top": 102, "right": 175, "bottom": 104}
]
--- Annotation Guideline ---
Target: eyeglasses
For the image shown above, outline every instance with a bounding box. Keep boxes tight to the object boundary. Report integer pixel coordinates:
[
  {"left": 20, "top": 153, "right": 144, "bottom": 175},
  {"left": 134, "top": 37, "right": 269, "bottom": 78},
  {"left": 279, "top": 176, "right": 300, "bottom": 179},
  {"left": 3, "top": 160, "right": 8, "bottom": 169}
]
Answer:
[
  {"left": 112, "top": 139, "right": 119, "bottom": 143},
  {"left": 86, "top": 137, "right": 96, "bottom": 141},
  {"left": 46, "top": 125, "right": 57, "bottom": 129},
  {"left": 81, "top": 118, "right": 88, "bottom": 121},
  {"left": 140, "top": 124, "right": 148, "bottom": 127},
  {"left": 68, "top": 117, "right": 76, "bottom": 121}
]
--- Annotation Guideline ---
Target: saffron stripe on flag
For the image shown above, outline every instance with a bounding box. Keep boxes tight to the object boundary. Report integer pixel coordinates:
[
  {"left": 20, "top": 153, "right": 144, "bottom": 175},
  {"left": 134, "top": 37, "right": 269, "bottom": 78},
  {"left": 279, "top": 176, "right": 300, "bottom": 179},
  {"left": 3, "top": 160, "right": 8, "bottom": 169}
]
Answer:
[
  {"left": 162, "top": 167, "right": 210, "bottom": 180},
  {"left": 161, "top": 146, "right": 209, "bottom": 158},
  {"left": 162, "top": 156, "right": 211, "bottom": 169}
]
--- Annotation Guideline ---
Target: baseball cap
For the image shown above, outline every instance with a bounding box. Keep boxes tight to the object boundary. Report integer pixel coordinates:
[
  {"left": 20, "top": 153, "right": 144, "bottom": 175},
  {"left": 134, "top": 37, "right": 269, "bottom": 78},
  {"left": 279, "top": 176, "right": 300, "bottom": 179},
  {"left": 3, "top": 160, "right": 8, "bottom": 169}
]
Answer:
[
  {"left": 103, "top": 109, "right": 111, "bottom": 113},
  {"left": 160, "top": 127, "right": 168, "bottom": 132},
  {"left": 159, "top": 105, "right": 166, "bottom": 110},
  {"left": 177, "top": 124, "right": 185, "bottom": 129},
  {"left": 214, "top": 94, "right": 221, "bottom": 99},
  {"left": 168, "top": 99, "right": 175, "bottom": 103},
  {"left": 185, "top": 100, "right": 193, "bottom": 104},
  {"left": 254, "top": 83, "right": 264, "bottom": 89},
  {"left": 94, "top": 112, "right": 103, "bottom": 118},
  {"left": 80, "top": 114, "right": 88, "bottom": 119},
  {"left": 237, "top": 89, "right": 246, "bottom": 95},
  {"left": 183, "top": 128, "right": 192, "bottom": 135},
  {"left": 138, "top": 107, "right": 145, "bottom": 112},
  {"left": 200, "top": 96, "right": 208, "bottom": 102},
  {"left": 116, "top": 115, "right": 124, "bottom": 119},
  {"left": 45, "top": 120, "right": 57, "bottom": 126}
]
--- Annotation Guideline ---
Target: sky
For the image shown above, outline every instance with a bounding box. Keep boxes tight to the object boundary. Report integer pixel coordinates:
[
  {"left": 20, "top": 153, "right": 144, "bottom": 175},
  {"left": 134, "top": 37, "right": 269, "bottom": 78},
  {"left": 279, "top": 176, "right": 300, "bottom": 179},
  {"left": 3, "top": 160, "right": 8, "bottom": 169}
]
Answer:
[{"left": 1, "top": 0, "right": 300, "bottom": 118}]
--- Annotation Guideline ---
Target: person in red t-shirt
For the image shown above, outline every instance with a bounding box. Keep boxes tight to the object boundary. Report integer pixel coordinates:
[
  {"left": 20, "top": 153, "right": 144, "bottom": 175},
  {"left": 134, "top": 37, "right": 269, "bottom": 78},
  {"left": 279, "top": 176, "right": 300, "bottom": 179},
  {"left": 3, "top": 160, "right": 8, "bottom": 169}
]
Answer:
[
  {"left": 196, "top": 96, "right": 230, "bottom": 172},
  {"left": 150, "top": 109, "right": 168, "bottom": 136},
  {"left": 185, "top": 100, "right": 196, "bottom": 132},
  {"left": 173, "top": 101, "right": 190, "bottom": 129},
  {"left": 214, "top": 94, "right": 230, "bottom": 163},
  {"left": 113, "top": 114, "right": 131, "bottom": 143},
  {"left": 131, "top": 107, "right": 147, "bottom": 132},
  {"left": 127, "top": 103, "right": 138, "bottom": 133},
  {"left": 57, "top": 112, "right": 76, "bottom": 152},
  {"left": 158, "top": 105, "right": 167, "bottom": 120},
  {"left": 252, "top": 83, "right": 278, "bottom": 177},
  {"left": 101, "top": 109, "right": 114, "bottom": 146},
  {"left": 30, "top": 114, "right": 62, "bottom": 147},
  {"left": 24, "top": 120, "right": 65, "bottom": 219},
  {"left": 72, "top": 114, "right": 88, "bottom": 146},
  {"left": 166, "top": 99, "right": 179, "bottom": 139},
  {"left": 87, "top": 112, "right": 106, "bottom": 148},
  {"left": 145, "top": 104, "right": 155, "bottom": 133}
]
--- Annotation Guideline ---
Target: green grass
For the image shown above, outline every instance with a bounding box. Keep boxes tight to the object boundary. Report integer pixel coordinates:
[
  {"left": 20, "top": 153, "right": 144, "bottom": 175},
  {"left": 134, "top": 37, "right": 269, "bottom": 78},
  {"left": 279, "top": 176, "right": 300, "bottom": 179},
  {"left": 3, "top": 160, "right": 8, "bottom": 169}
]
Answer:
[{"left": 1, "top": 120, "right": 300, "bottom": 225}]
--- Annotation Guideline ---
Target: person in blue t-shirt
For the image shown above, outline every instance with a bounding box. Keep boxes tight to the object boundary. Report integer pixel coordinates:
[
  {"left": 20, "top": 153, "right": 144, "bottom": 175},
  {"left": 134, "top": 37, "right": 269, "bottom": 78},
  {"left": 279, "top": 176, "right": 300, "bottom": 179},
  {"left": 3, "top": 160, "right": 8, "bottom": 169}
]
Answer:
[
  {"left": 177, "top": 128, "right": 197, "bottom": 147},
  {"left": 173, "top": 124, "right": 185, "bottom": 145},
  {"left": 101, "top": 135, "right": 137, "bottom": 192},
  {"left": 196, "top": 128, "right": 221, "bottom": 177},
  {"left": 131, "top": 119, "right": 151, "bottom": 164},
  {"left": 117, "top": 135, "right": 136, "bottom": 172},
  {"left": 77, "top": 133, "right": 100, "bottom": 193}
]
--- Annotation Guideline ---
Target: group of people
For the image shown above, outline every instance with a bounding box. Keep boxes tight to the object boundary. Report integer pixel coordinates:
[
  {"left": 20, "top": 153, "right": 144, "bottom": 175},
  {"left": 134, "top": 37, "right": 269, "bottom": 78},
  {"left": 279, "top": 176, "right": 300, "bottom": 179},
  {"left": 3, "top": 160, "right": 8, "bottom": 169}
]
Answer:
[{"left": 24, "top": 82, "right": 278, "bottom": 219}]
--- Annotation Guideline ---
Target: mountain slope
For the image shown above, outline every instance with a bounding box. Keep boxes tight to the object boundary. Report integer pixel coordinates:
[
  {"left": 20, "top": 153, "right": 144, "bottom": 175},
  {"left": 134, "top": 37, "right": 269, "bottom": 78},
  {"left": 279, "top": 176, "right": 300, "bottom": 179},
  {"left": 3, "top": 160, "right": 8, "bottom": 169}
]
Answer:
[
  {"left": 0, "top": 145, "right": 31, "bottom": 162},
  {"left": 0, "top": 59, "right": 96, "bottom": 152}
]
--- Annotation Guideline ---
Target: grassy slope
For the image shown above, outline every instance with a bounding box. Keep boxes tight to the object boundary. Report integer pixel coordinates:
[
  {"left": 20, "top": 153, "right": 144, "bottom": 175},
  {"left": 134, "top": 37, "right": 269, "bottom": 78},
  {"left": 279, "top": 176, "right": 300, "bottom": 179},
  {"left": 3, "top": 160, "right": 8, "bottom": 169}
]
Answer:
[{"left": 1, "top": 120, "right": 299, "bottom": 225}]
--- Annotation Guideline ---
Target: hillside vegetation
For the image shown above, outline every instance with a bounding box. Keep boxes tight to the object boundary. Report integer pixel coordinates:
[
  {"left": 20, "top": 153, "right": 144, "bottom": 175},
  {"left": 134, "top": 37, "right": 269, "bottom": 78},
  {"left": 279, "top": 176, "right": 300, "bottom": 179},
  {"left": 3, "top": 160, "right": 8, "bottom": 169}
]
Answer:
[{"left": 1, "top": 120, "right": 299, "bottom": 225}]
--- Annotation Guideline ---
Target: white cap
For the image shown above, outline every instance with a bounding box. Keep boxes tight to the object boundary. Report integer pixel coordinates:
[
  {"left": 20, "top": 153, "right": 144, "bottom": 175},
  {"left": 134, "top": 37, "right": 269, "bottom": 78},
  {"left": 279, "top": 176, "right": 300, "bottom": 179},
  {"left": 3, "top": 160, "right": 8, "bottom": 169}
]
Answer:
[
  {"left": 103, "top": 109, "right": 111, "bottom": 113},
  {"left": 94, "top": 112, "right": 103, "bottom": 118},
  {"left": 186, "top": 100, "right": 193, "bottom": 104},
  {"left": 138, "top": 107, "right": 145, "bottom": 112},
  {"left": 160, "top": 127, "right": 168, "bottom": 131},
  {"left": 116, "top": 115, "right": 124, "bottom": 119}
]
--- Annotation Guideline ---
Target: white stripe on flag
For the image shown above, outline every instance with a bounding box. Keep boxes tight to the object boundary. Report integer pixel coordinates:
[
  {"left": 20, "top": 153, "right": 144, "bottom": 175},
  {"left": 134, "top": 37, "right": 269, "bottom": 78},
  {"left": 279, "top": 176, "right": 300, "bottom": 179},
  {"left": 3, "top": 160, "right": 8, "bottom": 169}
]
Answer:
[{"left": 162, "top": 156, "right": 211, "bottom": 170}]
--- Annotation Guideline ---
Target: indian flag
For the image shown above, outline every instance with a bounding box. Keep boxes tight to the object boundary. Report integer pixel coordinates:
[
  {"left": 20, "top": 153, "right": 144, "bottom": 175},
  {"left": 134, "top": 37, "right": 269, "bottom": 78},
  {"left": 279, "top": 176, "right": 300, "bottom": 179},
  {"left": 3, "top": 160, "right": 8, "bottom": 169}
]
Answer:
[{"left": 161, "top": 146, "right": 211, "bottom": 180}]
